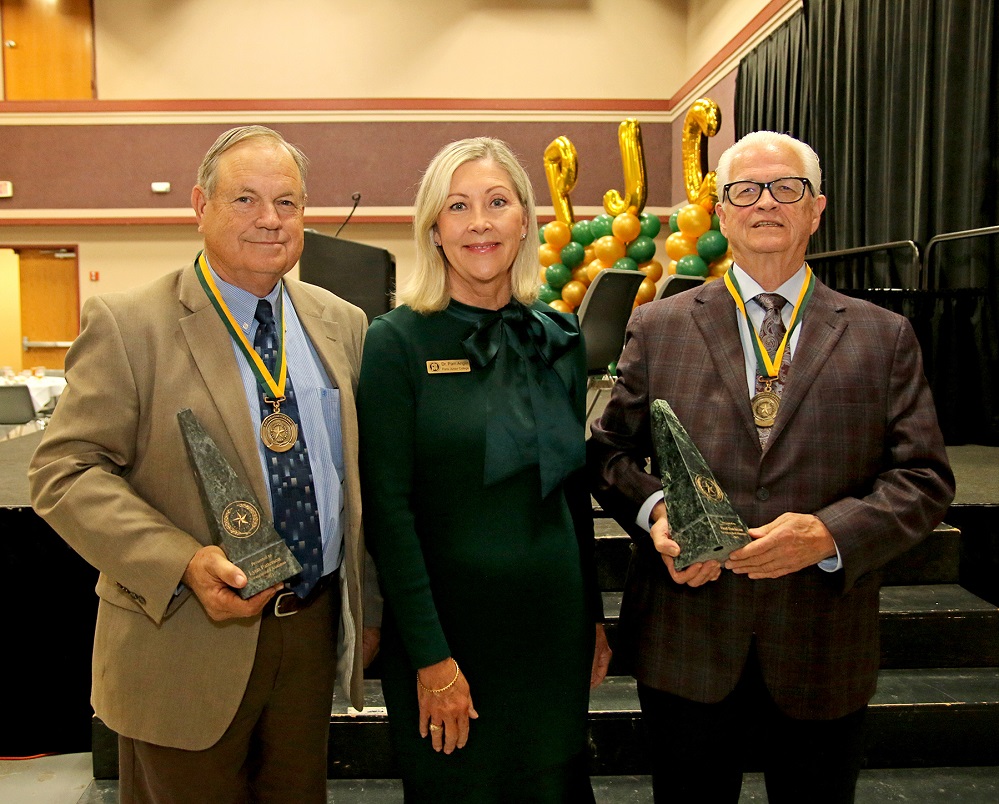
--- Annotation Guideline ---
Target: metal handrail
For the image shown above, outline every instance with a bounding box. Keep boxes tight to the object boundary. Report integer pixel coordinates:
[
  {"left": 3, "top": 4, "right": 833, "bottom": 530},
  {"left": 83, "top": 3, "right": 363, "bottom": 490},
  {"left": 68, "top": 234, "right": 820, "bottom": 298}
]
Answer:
[
  {"left": 805, "top": 240, "right": 921, "bottom": 289},
  {"left": 923, "top": 225, "right": 999, "bottom": 290},
  {"left": 23, "top": 337, "right": 74, "bottom": 351}
]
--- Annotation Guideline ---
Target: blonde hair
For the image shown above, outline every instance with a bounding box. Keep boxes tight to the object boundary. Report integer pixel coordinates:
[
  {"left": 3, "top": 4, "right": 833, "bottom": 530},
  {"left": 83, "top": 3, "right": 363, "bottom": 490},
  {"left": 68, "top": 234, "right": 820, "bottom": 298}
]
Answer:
[
  {"left": 715, "top": 130, "right": 822, "bottom": 196},
  {"left": 399, "top": 137, "right": 540, "bottom": 313}
]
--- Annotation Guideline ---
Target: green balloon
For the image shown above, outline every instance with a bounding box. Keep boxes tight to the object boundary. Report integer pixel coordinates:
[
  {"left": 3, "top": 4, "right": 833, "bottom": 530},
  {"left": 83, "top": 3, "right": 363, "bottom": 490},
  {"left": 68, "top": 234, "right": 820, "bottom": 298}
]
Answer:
[
  {"left": 589, "top": 214, "right": 614, "bottom": 239},
  {"left": 639, "top": 213, "right": 662, "bottom": 238},
  {"left": 626, "top": 235, "right": 656, "bottom": 264},
  {"left": 613, "top": 257, "right": 639, "bottom": 272},
  {"left": 696, "top": 230, "right": 729, "bottom": 263},
  {"left": 608, "top": 360, "right": 618, "bottom": 377},
  {"left": 539, "top": 224, "right": 547, "bottom": 244},
  {"left": 571, "top": 220, "right": 594, "bottom": 245},
  {"left": 545, "top": 263, "right": 572, "bottom": 290},
  {"left": 676, "top": 254, "right": 709, "bottom": 277},
  {"left": 560, "top": 241, "right": 585, "bottom": 269},
  {"left": 538, "top": 283, "right": 561, "bottom": 304},
  {"left": 669, "top": 210, "right": 680, "bottom": 233},
  {"left": 711, "top": 213, "right": 721, "bottom": 231}
]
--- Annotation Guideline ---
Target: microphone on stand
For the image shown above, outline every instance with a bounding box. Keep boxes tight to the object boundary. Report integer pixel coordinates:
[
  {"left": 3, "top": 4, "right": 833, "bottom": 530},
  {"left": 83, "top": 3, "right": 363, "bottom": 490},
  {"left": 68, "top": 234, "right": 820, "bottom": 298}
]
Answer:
[{"left": 335, "top": 192, "right": 362, "bottom": 238}]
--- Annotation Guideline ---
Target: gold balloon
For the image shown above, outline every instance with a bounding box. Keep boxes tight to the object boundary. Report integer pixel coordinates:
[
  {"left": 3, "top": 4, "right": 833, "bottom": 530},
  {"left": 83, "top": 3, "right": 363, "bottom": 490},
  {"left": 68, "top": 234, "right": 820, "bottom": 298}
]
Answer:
[
  {"left": 639, "top": 259, "right": 664, "bottom": 283},
  {"left": 561, "top": 280, "right": 588, "bottom": 310},
  {"left": 543, "top": 136, "right": 578, "bottom": 226},
  {"left": 539, "top": 243, "right": 561, "bottom": 267},
  {"left": 635, "top": 277, "right": 657, "bottom": 305},
  {"left": 586, "top": 258, "right": 611, "bottom": 283},
  {"left": 603, "top": 119, "right": 648, "bottom": 216},
  {"left": 682, "top": 98, "right": 722, "bottom": 206},
  {"left": 709, "top": 253, "right": 733, "bottom": 277}
]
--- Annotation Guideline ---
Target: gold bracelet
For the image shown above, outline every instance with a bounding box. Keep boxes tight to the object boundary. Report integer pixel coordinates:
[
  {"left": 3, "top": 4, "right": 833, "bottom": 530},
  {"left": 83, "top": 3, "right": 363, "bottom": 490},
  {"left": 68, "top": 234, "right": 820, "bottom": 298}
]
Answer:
[{"left": 417, "top": 659, "right": 461, "bottom": 694}]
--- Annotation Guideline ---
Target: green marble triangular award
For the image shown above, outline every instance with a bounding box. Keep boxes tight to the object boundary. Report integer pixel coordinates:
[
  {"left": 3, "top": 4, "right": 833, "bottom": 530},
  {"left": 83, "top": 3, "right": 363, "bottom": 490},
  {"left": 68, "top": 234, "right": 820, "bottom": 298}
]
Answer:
[
  {"left": 177, "top": 408, "right": 302, "bottom": 599},
  {"left": 651, "top": 398, "right": 750, "bottom": 571}
]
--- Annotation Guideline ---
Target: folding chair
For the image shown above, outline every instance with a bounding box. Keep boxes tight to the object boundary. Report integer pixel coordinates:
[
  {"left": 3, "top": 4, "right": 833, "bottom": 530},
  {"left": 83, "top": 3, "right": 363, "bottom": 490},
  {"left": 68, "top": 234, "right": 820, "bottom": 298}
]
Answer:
[
  {"left": 576, "top": 269, "right": 646, "bottom": 421},
  {"left": 654, "top": 273, "right": 705, "bottom": 300},
  {"left": 0, "top": 384, "right": 42, "bottom": 439}
]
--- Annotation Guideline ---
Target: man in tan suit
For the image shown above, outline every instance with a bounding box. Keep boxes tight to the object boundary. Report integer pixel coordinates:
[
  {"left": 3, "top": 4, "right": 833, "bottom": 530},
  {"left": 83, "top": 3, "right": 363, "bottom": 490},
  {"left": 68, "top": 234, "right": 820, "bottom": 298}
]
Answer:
[{"left": 30, "top": 126, "right": 378, "bottom": 803}]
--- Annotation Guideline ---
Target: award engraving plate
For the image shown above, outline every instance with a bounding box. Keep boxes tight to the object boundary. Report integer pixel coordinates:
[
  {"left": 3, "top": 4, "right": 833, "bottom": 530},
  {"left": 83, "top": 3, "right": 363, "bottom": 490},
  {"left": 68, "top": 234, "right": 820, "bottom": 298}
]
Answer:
[
  {"left": 178, "top": 408, "right": 302, "bottom": 598},
  {"left": 651, "top": 399, "right": 751, "bottom": 571}
]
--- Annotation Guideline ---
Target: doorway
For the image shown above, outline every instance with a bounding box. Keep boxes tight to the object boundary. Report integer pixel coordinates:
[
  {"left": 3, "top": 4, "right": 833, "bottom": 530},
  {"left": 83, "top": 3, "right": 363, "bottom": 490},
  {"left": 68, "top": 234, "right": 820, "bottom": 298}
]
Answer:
[
  {"left": 17, "top": 247, "right": 80, "bottom": 371},
  {"left": 1, "top": 0, "right": 95, "bottom": 100}
]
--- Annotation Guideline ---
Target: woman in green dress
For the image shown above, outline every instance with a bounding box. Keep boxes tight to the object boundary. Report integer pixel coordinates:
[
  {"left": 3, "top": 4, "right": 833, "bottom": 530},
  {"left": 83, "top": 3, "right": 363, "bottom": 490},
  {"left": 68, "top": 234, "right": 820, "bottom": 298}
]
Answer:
[{"left": 358, "top": 137, "right": 611, "bottom": 802}]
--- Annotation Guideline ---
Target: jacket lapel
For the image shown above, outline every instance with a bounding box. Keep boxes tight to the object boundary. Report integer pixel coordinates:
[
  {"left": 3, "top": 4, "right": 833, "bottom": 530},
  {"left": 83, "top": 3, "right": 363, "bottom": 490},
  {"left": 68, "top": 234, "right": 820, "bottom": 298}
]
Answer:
[
  {"left": 177, "top": 263, "right": 268, "bottom": 505},
  {"left": 285, "top": 280, "right": 346, "bottom": 389},
  {"left": 765, "top": 281, "right": 847, "bottom": 448},
  {"left": 691, "top": 284, "right": 760, "bottom": 447}
]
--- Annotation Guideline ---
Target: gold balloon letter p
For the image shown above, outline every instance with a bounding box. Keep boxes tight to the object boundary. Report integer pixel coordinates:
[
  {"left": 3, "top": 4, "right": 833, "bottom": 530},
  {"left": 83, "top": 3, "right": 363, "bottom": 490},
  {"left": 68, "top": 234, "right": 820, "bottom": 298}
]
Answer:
[{"left": 543, "top": 136, "right": 578, "bottom": 226}]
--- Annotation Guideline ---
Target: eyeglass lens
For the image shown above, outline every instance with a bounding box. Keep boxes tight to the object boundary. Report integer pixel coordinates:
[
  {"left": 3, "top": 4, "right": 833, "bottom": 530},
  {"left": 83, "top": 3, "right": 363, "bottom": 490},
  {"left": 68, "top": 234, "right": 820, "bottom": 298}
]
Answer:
[{"left": 726, "top": 177, "right": 808, "bottom": 206}]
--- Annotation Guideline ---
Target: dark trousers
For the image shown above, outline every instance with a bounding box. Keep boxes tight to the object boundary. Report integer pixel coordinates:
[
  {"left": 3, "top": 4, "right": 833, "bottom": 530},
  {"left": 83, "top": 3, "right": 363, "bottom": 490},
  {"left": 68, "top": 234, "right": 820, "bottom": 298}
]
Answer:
[
  {"left": 637, "top": 646, "right": 866, "bottom": 804},
  {"left": 119, "top": 578, "right": 340, "bottom": 804}
]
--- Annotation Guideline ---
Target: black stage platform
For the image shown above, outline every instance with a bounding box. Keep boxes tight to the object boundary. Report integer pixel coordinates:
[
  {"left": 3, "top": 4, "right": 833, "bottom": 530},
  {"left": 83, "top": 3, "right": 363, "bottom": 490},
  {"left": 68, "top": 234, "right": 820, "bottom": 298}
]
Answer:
[
  {"left": 1, "top": 429, "right": 996, "bottom": 763},
  {"left": 1, "top": 430, "right": 99, "bottom": 757}
]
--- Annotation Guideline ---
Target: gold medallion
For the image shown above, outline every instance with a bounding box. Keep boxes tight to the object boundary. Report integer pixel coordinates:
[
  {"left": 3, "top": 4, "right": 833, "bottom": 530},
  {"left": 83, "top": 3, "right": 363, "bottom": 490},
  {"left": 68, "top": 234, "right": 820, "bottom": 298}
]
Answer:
[
  {"left": 751, "top": 389, "right": 781, "bottom": 428},
  {"left": 261, "top": 411, "right": 298, "bottom": 452}
]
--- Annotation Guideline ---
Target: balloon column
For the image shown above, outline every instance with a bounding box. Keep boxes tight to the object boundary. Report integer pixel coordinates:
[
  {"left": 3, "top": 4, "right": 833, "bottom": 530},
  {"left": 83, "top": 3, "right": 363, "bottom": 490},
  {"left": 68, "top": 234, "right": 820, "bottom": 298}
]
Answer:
[
  {"left": 536, "top": 121, "right": 664, "bottom": 314},
  {"left": 664, "top": 98, "right": 732, "bottom": 282}
]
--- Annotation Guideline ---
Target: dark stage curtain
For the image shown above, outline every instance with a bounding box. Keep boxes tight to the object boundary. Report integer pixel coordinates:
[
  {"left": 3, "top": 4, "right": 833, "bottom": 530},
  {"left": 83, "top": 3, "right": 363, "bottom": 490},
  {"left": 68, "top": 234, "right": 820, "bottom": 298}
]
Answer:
[{"left": 734, "top": 0, "right": 999, "bottom": 444}]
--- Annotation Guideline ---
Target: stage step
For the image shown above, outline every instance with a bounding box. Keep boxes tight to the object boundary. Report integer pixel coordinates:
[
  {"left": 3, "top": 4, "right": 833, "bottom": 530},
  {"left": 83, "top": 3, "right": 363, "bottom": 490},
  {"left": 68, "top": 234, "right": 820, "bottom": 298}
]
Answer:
[
  {"left": 585, "top": 669, "right": 999, "bottom": 774},
  {"left": 594, "top": 519, "right": 963, "bottom": 590},
  {"left": 79, "top": 766, "right": 999, "bottom": 803},
  {"left": 596, "top": 584, "right": 999, "bottom": 672},
  {"left": 89, "top": 667, "right": 999, "bottom": 779}
]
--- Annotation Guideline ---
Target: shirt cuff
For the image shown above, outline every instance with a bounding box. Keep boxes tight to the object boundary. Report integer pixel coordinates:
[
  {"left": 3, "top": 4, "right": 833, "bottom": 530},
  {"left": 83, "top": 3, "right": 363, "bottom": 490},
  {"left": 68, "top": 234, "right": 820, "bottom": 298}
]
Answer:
[
  {"left": 818, "top": 542, "right": 843, "bottom": 572},
  {"left": 636, "top": 491, "right": 665, "bottom": 533}
]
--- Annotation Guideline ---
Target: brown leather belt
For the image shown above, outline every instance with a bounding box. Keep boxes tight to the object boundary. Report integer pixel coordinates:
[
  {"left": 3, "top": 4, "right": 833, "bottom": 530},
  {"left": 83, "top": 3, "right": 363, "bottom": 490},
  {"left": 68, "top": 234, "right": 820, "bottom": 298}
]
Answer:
[{"left": 266, "top": 571, "right": 337, "bottom": 618}]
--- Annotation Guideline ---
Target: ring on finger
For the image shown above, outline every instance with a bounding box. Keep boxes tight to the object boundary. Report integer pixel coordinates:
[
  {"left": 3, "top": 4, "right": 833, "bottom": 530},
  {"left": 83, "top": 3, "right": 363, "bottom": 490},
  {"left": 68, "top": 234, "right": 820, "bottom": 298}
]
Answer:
[{"left": 429, "top": 723, "right": 443, "bottom": 732}]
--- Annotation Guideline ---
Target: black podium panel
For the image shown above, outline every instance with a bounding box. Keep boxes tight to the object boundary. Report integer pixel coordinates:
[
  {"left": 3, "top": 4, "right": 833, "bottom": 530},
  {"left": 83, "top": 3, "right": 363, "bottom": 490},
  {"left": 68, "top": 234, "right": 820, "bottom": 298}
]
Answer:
[
  {"left": 300, "top": 230, "right": 396, "bottom": 322},
  {"left": 1, "top": 505, "right": 98, "bottom": 755}
]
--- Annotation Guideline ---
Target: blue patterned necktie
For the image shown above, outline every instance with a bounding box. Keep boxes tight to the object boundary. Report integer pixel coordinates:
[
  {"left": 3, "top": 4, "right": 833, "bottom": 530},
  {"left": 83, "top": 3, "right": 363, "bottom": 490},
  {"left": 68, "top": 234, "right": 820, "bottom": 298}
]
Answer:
[
  {"left": 754, "top": 293, "right": 790, "bottom": 446},
  {"left": 253, "top": 299, "right": 323, "bottom": 597}
]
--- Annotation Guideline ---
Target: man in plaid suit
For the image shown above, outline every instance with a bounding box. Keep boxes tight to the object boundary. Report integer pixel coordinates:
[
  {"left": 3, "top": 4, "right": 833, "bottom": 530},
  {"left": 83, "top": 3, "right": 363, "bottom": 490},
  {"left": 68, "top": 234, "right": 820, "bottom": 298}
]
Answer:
[{"left": 588, "top": 131, "right": 954, "bottom": 803}]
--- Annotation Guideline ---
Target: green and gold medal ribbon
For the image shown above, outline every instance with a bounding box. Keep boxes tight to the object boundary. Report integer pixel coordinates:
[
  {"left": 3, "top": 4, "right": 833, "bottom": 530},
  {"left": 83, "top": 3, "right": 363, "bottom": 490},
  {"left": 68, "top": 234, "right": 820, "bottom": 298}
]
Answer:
[
  {"left": 194, "top": 252, "right": 288, "bottom": 402},
  {"left": 723, "top": 265, "right": 815, "bottom": 380}
]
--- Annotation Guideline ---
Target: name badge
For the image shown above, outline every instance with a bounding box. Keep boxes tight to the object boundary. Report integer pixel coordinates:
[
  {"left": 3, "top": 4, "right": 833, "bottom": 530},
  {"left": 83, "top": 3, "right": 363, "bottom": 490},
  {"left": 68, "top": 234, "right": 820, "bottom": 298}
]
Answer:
[{"left": 426, "top": 359, "right": 471, "bottom": 374}]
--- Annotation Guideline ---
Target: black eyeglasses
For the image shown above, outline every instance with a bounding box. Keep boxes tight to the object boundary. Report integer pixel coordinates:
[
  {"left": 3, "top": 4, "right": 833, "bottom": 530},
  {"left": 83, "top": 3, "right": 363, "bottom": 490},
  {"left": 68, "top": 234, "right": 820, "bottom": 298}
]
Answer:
[{"left": 722, "top": 177, "right": 813, "bottom": 207}]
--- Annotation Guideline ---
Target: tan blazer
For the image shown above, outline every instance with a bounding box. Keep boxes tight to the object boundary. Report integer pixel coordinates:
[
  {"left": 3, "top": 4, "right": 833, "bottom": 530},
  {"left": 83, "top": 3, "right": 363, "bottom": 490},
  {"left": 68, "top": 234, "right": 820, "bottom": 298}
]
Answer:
[{"left": 29, "top": 262, "right": 369, "bottom": 750}]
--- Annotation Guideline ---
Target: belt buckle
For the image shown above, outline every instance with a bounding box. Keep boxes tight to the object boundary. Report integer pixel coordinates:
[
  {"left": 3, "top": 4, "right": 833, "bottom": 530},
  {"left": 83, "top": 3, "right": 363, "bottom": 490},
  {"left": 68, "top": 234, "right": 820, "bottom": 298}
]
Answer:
[{"left": 273, "top": 590, "right": 298, "bottom": 617}]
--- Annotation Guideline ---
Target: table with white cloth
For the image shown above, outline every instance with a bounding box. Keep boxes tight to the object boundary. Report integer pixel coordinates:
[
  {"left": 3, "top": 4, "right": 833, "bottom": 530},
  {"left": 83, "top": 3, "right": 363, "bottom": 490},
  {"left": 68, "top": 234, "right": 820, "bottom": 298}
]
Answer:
[{"left": 0, "top": 375, "right": 68, "bottom": 412}]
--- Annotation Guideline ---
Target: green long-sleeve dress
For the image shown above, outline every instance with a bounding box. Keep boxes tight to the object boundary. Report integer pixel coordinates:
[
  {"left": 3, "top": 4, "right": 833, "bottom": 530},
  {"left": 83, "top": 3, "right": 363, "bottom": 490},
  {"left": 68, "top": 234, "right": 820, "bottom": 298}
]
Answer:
[{"left": 358, "top": 298, "right": 598, "bottom": 802}]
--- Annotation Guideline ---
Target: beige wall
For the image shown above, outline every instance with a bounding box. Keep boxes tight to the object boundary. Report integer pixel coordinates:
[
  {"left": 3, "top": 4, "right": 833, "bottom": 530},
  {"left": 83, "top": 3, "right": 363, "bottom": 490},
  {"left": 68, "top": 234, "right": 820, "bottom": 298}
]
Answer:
[
  {"left": 686, "top": 0, "right": 776, "bottom": 76},
  {"left": 93, "top": 0, "right": 695, "bottom": 100}
]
